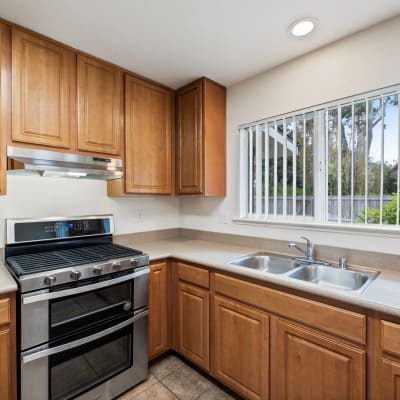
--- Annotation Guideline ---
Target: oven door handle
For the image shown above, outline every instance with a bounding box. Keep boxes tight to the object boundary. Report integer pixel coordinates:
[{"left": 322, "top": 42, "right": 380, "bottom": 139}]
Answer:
[
  {"left": 22, "top": 267, "right": 150, "bottom": 305},
  {"left": 21, "top": 308, "right": 149, "bottom": 364}
]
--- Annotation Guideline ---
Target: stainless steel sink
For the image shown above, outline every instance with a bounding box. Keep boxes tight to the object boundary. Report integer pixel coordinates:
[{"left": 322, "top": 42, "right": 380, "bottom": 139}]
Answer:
[
  {"left": 287, "top": 264, "right": 379, "bottom": 293},
  {"left": 228, "top": 252, "right": 300, "bottom": 274}
]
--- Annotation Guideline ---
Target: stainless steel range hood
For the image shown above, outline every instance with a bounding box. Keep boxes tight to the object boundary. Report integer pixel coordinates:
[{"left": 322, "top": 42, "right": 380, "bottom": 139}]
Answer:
[{"left": 7, "top": 146, "right": 123, "bottom": 180}]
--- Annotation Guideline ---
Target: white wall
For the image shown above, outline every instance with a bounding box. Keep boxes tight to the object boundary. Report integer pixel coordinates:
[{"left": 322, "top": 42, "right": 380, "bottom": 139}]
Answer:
[
  {"left": 180, "top": 16, "right": 400, "bottom": 255},
  {"left": 0, "top": 175, "right": 180, "bottom": 246}
]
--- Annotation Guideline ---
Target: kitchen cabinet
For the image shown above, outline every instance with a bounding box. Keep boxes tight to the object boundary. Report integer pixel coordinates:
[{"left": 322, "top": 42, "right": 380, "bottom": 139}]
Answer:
[
  {"left": 174, "top": 262, "right": 210, "bottom": 371},
  {"left": 148, "top": 261, "right": 169, "bottom": 360},
  {"left": 213, "top": 295, "right": 269, "bottom": 400},
  {"left": 123, "top": 75, "right": 173, "bottom": 194},
  {"left": 0, "top": 22, "right": 10, "bottom": 196},
  {"left": 175, "top": 77, "right": 226, "bottom": 196},
  {"left": 276, "top": 318, "right": 365, "bottom": 400},
  {"left": 11, "top": 28, "right": 75, "bottom": 149},
  {"left": 77, "top": 55, "right": 123, "bottom": 156},
  {"left": 379, "top": 320, "right": 400, "bottom": 400},
  {"left": 0, "top": 294, "right": 16, "bottom": 400}
]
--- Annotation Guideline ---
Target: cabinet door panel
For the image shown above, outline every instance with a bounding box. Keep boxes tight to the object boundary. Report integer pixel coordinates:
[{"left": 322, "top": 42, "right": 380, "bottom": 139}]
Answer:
[
  {"left": 176, "top": 80, "right": 203, "bottom": 194},
  {"left": 148, "top": 261, "right": 169, "bottom": 360},
  {"left": 125, "top": 76, "right": 172, "bottom": 194},
  {"left": 0, "top": 23, "right": 10, "bottom": 196},
  {"left": 277, "top": 319, "right": 365, "bottom": 400},
  {"left": 12, "top": 28, "right": 74, "bottom": 148},
  {"left": 177, "top": 281, "right": 209, "bottom": 370},
  {"left": 214, "top": 295, "right": 269, "bottom": 400},
  {"left": 380, "top": 358, "right": 400, "bottom": 400},
  {"left": 0, "top": 328, "right": 11, "bottom": 400},
  {"left": 77, "top": 55, "right": 122, "bottom": 155}
]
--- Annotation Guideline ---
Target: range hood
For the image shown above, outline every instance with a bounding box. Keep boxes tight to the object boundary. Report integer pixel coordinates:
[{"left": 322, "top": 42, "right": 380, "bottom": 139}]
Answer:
[{"left": 7, "top": 146, "right": 123, "bottom": 180}]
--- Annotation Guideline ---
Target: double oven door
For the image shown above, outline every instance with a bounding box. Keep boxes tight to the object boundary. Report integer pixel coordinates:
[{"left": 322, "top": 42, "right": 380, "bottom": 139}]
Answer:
[{"left": 20, "top": 267, "right": 149, "bottom": 400}]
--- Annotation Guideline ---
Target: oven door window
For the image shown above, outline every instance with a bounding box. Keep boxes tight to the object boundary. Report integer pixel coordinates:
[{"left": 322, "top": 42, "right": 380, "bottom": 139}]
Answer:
[
  {"left": 50, "top": 280, "right": 133, "bottom": 340},
  {"left": 50, "top": 323, "right": 132, "bottom": 400}
]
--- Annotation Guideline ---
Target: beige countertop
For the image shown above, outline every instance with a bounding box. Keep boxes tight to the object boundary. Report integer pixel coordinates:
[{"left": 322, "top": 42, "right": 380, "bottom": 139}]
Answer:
[
  {"left": 130, "top": 238, "right": 400, "bottom": 318},
  {"left": 1, "top": 238, "right": 399, "bottom": 317},
  {"left": 0, "top": 262, "right": 18, "bottom": 294}
]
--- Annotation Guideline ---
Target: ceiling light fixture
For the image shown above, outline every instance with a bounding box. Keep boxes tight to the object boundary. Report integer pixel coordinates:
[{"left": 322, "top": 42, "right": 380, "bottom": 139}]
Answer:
[{"left": 288, "top": 18, "right": 318, "bottom": 37}]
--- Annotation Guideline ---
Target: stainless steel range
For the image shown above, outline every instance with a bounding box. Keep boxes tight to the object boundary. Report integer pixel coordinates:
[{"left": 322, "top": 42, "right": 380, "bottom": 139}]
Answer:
[{"left": 4, "top": 215, "right": 149, "bottom": 400}]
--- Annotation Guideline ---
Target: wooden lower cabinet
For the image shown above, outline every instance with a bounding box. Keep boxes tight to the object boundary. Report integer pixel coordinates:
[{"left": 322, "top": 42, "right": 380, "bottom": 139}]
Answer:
[
  {"left": 177, "top": 281, "right": 209, "bottom": 371},
  {"left": 276, "top": 319, "right": 366, "bottom": 400},
  {"left": 0, "top": 294, "right": 16, "bottom": 400},
  {"left": 379, "top": 358, "right": 400, "bottom": 400},
  {"left": 148, "top": 261, "right": 169, "bottom": 360},
  {"left": 213, "top": 295, "right": 269, "bottom": 400}
]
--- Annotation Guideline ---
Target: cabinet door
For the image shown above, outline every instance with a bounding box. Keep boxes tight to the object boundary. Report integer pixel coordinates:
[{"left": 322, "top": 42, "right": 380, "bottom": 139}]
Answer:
[
  {"left": 125, "top": 75, "right": 172, "bottom": 194},
  {"left": 380, "top": 358, "right": 400, "bottom": 400},
  {"left": 77, "top": 55, "right": 122, "bottom": 155},
  {"left": 176, "top": 80, "right": 203, "bottom": 194},
  {"left": 213, "top": 295, "right": 269, "bottom": 400},
  {"left": 0, "top": 328, "right": 11, "bottom": 400},
  {"left": 12, "top": 28, "right": 75, "bottom": 149},
  {"left": 277, "top": 319, "right": 366, "bottom": 400},
  {"left": 0, "top": 23, "right": 10, "bottom": 196},
  {"left": 148, "top": 261, "right": 169, "bottom": 360},
  {"left": 177, "top": 281, "right": 209, "bottom": 370}
]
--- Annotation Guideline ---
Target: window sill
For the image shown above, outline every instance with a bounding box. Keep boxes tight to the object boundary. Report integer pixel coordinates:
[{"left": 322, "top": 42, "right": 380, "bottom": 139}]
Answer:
[{"left": 233, "top": 217, "right": 400, "bottom": 238}]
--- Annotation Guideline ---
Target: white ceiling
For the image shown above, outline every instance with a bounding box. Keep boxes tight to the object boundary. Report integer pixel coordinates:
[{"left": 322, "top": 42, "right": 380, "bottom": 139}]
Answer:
[{"left": 0, "top": 0, "right": 399, "bottom": 89}]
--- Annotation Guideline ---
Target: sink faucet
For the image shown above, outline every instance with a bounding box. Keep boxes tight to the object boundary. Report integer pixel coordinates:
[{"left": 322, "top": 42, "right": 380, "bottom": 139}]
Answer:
[
  {"left": 288, "top": 237, "right": 330, "bottom": 266},
  {"left": 288, "top": 236, "right": 314, "bottom": 261}
]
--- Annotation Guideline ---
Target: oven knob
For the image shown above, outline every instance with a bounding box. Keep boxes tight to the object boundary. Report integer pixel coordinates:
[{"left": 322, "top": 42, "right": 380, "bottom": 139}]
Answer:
[
  {"left": 123, "top": 301, "right": 132, "bottom": 311},
  {"left": 93, "top": 265, "right": 103, "bottom": 276},
  {"left": 112, "top": 262, "right": 122, "bottom": 271},
  {"left": 44, "top": 276, "right": 56, "bottom": 287},
  {"left": 70, "top": 270, "right": 81, "bottom": 280},
  {"left": 130, "top": 258, "right": 138, "bottom": 267}
]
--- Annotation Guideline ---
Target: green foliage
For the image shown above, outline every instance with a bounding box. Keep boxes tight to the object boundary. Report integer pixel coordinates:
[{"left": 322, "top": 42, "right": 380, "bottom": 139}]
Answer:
[{"left": 358, "top": 194, "right": 398, "bottom": 224}]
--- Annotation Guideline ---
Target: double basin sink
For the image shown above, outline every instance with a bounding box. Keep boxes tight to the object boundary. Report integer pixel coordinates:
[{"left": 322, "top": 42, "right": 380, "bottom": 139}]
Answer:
[{"left": 228, "top": 252, "right": 379, "bottom": 294}]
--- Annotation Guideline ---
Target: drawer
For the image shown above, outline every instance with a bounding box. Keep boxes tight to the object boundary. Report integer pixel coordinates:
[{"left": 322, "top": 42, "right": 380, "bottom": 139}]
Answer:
[
  {"left": 214, "top": 273, "right": 366, "bottom": 345},
  {"left": 177, "top": 262, "right": 209, "bottom": 289},
  {"left": 0, "top": 298, "right": 10, "bottom": 325},
  {"left": 381, "top": 320, "right": 400, "bottom": 356}
]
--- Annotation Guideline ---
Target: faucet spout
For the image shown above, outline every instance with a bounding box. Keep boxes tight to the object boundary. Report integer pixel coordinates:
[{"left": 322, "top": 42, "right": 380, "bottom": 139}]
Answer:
[{"left": 288, "top": 236, "right": 314, "bottom": 261}]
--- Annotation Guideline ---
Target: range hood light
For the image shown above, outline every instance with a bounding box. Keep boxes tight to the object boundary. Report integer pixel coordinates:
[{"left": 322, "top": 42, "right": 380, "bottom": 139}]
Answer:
[{"left": 41, "top": 171, "right": 88, "bottom": 179}]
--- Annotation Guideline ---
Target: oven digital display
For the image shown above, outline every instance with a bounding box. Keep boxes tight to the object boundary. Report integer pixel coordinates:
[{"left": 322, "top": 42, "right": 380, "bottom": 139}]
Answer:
[{"left": 14, "top": 218, "right": 111, "bottom": 242}]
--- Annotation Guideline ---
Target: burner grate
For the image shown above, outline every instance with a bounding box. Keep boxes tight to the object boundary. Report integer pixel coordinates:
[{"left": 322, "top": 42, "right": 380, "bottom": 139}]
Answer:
[{"left": 6, "top": 244, "right": 142, "bottom": 276}]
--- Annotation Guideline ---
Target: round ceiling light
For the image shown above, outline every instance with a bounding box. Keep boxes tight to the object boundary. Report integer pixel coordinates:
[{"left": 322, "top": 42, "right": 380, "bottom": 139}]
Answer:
[{"left": 289, "top": 18, "right": 318, "bottom": 37}]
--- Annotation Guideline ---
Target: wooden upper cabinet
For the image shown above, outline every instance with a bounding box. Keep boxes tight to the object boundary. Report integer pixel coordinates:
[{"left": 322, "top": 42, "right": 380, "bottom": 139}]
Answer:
[
  {"left": 276, "top": 319, "right": 366, "bottom": 400},
  {"left": 176, "top": 80, "right": 203, "bottom": 194},
  {"left": 125, "top": 75, "right": 173, "bottom": 194},
  {"left": 148, "top": 261, "right": 169, "bottom": 360},
  {"left": 11, "top": 28, "right": 75, "bottom": 149},
  {"left": 0, "top": 23, "right": 11, "bottom": 196},
  {"left": 176, "top": 77, "right": 226, "bottom": 196},
  {"left": 77, "top": 55, "right": 122, "bottom": 156}
]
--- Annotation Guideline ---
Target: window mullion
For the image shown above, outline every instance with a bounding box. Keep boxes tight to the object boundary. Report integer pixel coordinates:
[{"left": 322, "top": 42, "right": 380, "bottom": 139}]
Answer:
[
  {"left": 397, "top": 93, "right": 400, "bottom": 226},
  {"left": 255, "top": 125, "right": 262, "bottom": 217},
  {"left": 351, "top": 103, "right": 355, "bottom": 224},
  {"left": 293, "top": 119, "right": 297, "bottom": 218},
  {"left": 248, "top": 127, "right": 253, "bottom": 216},
  {"left": 380, "top": 96, "right": 384, "bottom": 225},
  {"left": 365, "top": 102, "right": 369, "bottom": 224},
  {"left": 283, "top": 119, "right": 287, "bottom": 219},
  {"left": 338, "top": 107, "right": 342, "bottom": 224},
  {"left": 265, "top": 124, "right": 269, "bottom": 219},
  {"left": 274, "top": 122, "right": 278, "bottom": 217}
]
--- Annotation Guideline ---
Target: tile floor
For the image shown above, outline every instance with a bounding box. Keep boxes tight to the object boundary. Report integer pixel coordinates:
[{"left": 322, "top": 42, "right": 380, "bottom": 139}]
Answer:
[{"left": 118, "top": 354, "right": 240, "bottom": 400}]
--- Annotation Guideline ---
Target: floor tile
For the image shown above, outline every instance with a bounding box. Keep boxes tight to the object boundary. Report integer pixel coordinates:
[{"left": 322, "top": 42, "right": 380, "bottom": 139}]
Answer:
[
  {"left": 132, "top": 382, "right": 177, "bottom": 400},
  {"left": 161, "top": 363, "right": 212, "bottom": 400},
  {"left": 150, "top": 354, "right": 184, "bottom": 380},
  {"left": 117, "top": 374, "right": 158, "bottom": 399},
  {"left": 197, "top": 384, "right": 236, "bottom": 400}
]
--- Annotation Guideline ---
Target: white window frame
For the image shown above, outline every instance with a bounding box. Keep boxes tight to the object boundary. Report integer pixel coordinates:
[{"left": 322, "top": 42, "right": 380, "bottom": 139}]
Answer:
[{"left": 237, "top": 84, "right": 400, "bottom": 229}]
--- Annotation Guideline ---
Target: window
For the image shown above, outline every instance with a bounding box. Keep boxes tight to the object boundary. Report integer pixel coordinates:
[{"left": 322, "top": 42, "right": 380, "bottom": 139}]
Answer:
[{"left": 239, "top": 85, "right": 400, "bottom": 227}]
